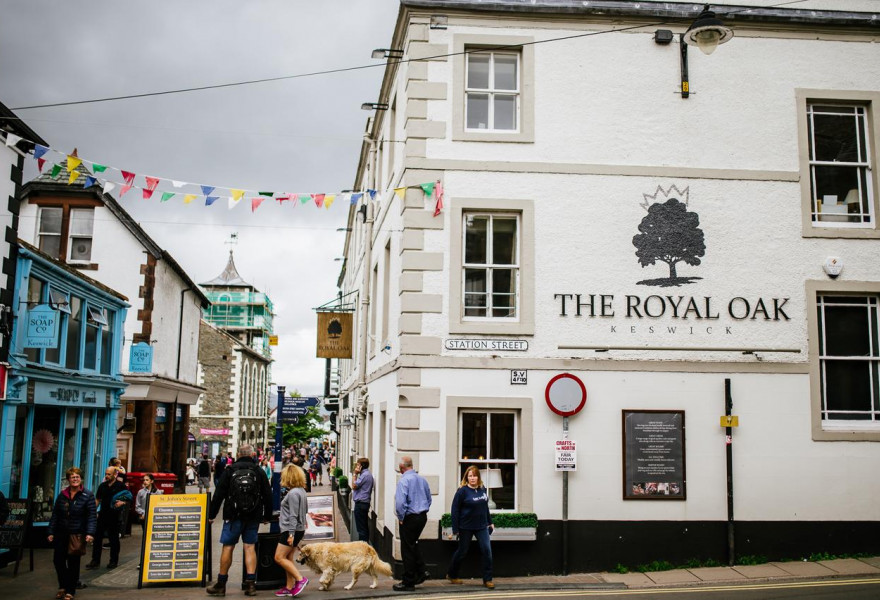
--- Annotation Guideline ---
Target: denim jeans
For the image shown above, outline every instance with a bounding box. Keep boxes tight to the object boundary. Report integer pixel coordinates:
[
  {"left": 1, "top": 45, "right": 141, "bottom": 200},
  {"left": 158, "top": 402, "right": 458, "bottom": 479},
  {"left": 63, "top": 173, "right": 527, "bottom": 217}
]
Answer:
[
  {"left": 354, "top": 501, "right": 370, "bottom": 545},
  {"left": 447, "top": 527, "right": 493, "bottom": 582}
]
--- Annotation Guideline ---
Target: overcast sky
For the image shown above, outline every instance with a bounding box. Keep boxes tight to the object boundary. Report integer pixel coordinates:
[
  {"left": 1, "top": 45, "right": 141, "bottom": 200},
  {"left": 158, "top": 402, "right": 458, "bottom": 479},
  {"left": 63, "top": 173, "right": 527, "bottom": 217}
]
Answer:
[{"left": 1, "top": 0, "right": 400, "bottom": 396}]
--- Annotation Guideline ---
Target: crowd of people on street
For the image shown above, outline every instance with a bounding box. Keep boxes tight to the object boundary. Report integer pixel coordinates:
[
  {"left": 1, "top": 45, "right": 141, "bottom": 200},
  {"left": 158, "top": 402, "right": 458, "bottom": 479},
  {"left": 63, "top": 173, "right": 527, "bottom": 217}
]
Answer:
[{"left": 32, "top": 439, "right": 498, "bottom": 598}]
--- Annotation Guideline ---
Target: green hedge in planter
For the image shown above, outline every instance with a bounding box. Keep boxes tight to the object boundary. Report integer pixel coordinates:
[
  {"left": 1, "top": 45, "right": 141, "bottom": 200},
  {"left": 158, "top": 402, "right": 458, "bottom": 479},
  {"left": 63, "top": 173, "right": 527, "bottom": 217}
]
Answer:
[
  {"left": 440, "top": 512, "right": 538, "bottom": 529},
  {"left": 337, "top": 475, "right": 349, "bottom": 489},
  {"left": 332, "top": 467, "right": 343, "bottom": 478}
]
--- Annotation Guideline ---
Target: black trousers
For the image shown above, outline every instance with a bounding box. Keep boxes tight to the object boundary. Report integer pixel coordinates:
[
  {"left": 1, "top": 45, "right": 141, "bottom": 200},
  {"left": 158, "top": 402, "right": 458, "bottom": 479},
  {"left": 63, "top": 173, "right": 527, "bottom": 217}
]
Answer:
[
  {"left": 354, "top": 501, "right": 370, "bottom": 545},
  {"left": 91, "top": 515, "right": 120, "bottom": 564},
  {"left": 53, "top": 534, "right": 82, "bottom": 595},
  {"left": 400, "top": 512, "right": 427, "bottom": 586}
]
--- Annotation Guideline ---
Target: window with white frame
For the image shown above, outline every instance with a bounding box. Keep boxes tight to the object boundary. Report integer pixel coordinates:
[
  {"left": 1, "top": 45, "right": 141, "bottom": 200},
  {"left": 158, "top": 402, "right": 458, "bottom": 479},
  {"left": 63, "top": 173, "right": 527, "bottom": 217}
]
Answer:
[
  {"left": 68, "top": 208, "right": 94, "bottom": 262},
  {"left": 38, "top": 207, "right": 63, "bottom": 257},
  {"left": 465, "top": 50, "right": 519, "bottom": 132},
  {"left": 463, "top": 212, "right": 519, "bottom": 319},
  {"left": 817, "top": 295, "right": 880, "bottom": 426},
  {"left": 459, "top": 410, "right": 517, "bottom": 510},
  {"left": 807, "top": 103, "right": 874, "bottom": 227}
]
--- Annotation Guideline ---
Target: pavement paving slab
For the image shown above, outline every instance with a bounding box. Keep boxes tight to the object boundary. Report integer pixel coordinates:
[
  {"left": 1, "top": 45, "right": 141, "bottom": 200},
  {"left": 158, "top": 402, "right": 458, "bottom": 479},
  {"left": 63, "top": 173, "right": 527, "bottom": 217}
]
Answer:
[
  {"left": 771, "top": 560, "right": 837, "bottom": 577},
  {"left": 732, "top": 563, "right": 791, "bottom": 579},
  {"left": 817, "top": 558, "right": 880, "bottom": 575},
  {"left": 600, "top": 572, "right": 654, "bottom": 586},
  {"left": 644, "top": 569, "right": 702, "bottom": 584},
  {"left": 689, "top": 566, "right": 747, "bottom": 582},
  {"left": 861, "top": 557, "right": 880, "bottom": 569}
]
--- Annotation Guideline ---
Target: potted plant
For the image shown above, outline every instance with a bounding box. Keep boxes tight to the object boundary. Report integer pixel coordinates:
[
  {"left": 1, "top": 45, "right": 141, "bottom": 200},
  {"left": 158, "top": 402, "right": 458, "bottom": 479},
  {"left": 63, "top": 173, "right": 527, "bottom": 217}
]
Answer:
[
  {"left": 331, "top": 467, "right": 343, "bottom": 491},
  {"left": 337, "top": 475, "right": 349, "bottom": 493},
  {"left": 440, "top": 512, "right": 538, "bottom": 541}
]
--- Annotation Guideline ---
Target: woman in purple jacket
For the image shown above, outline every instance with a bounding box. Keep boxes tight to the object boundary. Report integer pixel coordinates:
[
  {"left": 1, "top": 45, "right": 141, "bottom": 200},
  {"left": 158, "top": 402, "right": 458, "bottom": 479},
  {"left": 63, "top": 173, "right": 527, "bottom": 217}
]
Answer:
[
  {"left": 48, "top": 467, "right": 97, "bottom": 600},
  {"left": 445, "top": 465, "right": 495, "bottom": 589}
]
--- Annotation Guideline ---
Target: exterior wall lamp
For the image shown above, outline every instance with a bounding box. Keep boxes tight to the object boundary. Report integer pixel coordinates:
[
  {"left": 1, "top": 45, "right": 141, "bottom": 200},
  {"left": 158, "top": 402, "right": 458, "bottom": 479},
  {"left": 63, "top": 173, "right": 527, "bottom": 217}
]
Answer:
[
  {"left": 371, "top": 48, "right": 404, "bottom": 59},
  {"left": 657, "top": 4, "right": 733, "bottom": 99},
  {"left": 361, "top": 102, "right": 389, "bottom": 111}
]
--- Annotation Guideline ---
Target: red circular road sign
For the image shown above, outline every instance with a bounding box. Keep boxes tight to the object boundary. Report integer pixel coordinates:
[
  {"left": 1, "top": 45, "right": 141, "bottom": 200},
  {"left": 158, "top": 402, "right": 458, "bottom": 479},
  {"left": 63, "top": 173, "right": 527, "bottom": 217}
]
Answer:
[{"left": 545, "top": 373, "right": 587, "bottom": 417}]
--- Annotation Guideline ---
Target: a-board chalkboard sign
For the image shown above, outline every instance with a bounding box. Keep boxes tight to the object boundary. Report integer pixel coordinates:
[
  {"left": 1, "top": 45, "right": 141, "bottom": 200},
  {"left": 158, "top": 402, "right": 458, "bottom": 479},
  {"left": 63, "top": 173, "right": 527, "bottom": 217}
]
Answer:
[
  {"left": 622, "top": 410, "right": 686, "bottom": 500},
  {"left": 0, "top": 499, "right": 33, "bottom": 576},
  {"left": 303, "top": 493, "right": 337, "bottom": 542},
  {"left": 138, "top": 493, "right": 209, "bottom": 588}
]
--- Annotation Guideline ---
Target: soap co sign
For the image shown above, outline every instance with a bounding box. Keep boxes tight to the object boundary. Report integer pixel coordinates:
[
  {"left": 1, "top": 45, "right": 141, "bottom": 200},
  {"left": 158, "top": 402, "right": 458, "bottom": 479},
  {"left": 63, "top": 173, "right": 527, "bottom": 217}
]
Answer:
[
  {"left": 25, "top": 304, "right": 59, "bottom": 348},
  {"left": 129, "top": 342, "right": 154, "bottom": 373}
]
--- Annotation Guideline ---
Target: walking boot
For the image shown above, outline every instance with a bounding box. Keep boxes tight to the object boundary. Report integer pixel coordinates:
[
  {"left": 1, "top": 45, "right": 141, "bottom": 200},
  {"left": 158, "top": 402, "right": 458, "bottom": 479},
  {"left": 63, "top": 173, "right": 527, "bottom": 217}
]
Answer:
[
  {"left": 244, "top": 580, "right": 257, "bottom": 596},
  {"left": 206, "top": 579, "right": 226, "bottom": 596}
]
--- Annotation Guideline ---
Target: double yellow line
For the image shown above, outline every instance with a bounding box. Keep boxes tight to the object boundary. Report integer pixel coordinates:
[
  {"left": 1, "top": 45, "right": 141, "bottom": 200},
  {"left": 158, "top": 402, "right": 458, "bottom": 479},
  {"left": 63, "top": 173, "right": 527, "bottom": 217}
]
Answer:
[{"left": 395, "top": 577, "right": 880, "bottom": 599}]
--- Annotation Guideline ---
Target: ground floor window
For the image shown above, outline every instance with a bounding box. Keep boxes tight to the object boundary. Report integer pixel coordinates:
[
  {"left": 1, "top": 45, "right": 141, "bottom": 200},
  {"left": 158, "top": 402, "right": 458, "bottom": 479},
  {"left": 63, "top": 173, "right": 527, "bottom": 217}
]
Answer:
[
  {"left": 30, "top": 406, "right": 61, "bottom": 522},
  {"left": 817, "top": 294, "right": 880, "bottom": 425},
  {"left": 459, "top": 410, "right": 517, "bottom": 510}
]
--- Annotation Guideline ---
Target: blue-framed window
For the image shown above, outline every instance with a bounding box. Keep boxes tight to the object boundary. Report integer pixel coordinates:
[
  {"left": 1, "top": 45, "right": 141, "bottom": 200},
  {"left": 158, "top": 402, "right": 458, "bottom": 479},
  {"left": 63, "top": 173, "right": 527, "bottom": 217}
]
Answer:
[{"left": 23, "top": 275, "right": 117, "bottom": 375}]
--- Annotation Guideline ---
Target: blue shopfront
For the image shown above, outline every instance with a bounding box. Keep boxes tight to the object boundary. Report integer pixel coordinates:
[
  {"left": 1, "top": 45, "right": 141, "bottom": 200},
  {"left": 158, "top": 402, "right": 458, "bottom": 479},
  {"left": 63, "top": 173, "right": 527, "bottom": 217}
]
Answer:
[{"left": 0, "top": 242, "right": 127, "bottom": 526}]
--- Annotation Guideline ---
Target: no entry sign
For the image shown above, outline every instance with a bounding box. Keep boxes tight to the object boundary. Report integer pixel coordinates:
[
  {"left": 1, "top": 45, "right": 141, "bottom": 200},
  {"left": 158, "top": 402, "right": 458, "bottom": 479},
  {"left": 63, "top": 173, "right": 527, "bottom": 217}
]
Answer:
[{"left": 545, "top": 373, "right": 586, "bottom": 417}]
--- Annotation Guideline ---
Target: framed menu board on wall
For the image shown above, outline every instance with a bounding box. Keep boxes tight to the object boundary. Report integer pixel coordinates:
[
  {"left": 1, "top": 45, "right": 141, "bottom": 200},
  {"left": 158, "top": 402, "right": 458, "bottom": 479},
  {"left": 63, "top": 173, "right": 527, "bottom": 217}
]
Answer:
[
  {"left": 622, "top": 410, "right": 686, "bottom": 500},
  {"left": 0, "top": 499, "right": 32, "bottom": 576},
  {"left": 138, "top": 493, "right": 210, "bottom": 588}
]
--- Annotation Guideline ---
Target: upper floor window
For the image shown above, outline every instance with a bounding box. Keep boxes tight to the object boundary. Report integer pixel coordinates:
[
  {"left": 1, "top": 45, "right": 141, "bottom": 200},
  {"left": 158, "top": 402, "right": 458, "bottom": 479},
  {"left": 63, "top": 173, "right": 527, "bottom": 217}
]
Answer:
[
  {"left": 797, "top": 90, "right": 880, "bottom": 239},
  {"left": 463, "top": 212, "right": 519, "bottom": 319},
  {"left": 465, "top": 51, "right": 519, "bottom": 132},
  {"left": 816, "top": 294, "right": 879, "bottom": 427},
  {"left": 37, "top": 206, "right": 95, "bottom": 263},
  {"left": 807, "top": 103, "right": 873, "bottom": 227}
]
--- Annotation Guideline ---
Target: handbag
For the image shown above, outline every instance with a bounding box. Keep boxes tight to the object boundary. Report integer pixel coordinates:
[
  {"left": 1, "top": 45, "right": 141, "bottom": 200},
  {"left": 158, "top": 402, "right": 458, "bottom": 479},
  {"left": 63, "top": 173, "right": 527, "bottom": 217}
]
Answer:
[{"left": 67, "top": 533, "right": 86, "bottom": 556}]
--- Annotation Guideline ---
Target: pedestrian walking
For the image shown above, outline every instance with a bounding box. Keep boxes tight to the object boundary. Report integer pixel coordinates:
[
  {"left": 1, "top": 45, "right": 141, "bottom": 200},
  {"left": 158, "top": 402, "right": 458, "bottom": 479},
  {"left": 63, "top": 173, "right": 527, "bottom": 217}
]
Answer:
[
  {"left": 273, "top": 464, "right": 309, "bottom": 597},
  {"left": 351, "top": 457, "right": 374, "bottom": 545},
  {"left": 206, "top": 444, "right": 272, "bottom": 597},
  {"left": 393, "top": 455, "right": 432, "bottom": 592},
  {"left": 85, "top": 467, "right": 129, "bottom": 571},
  {"left": 48, "top": 467, "right": 96, "bottom": 600},
  {"left": 445, "top": 466, "right": 495, "bottom": 589},
  {"left": 198, "top": 454, "right": 212, "bottom": 493},
  {"left": 292, "top": 456, "right": 311, "bottom": 493},
  {"left": 309, "top": 454, "right": 319, "bottom": 486},
  {"left": 213, "top": 454, "right": 226, "bottom": 487}
]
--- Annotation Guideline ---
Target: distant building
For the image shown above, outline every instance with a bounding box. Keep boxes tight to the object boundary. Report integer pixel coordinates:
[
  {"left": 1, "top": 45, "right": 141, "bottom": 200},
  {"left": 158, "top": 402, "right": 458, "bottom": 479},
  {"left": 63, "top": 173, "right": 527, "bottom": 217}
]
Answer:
[
  {"left": 195, "top": 250, "right": 273, "bottom": 453},
  {"left": 192, "top": 320, "right": 271, "bottom": 458}
]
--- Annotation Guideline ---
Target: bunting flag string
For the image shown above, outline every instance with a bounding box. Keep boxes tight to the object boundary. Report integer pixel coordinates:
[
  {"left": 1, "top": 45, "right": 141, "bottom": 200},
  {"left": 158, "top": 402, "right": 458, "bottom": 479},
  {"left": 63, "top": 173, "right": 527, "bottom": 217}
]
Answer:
[{"left": 17, "top": 138, "right": 442, "bottom": 215}]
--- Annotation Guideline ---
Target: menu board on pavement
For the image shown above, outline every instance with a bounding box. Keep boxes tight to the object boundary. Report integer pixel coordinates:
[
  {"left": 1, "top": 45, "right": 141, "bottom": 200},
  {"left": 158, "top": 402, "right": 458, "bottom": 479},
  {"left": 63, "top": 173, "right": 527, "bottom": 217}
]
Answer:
[{"left": 139, "top": 493, "right": 209, "bottom": 588}]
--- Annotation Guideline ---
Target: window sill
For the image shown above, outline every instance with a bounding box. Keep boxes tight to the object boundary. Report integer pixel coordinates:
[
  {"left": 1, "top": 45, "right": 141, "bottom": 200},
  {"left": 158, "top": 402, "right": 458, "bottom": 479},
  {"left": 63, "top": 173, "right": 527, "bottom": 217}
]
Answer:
[
  {"left": 812, "top": 426, "right": 880, "bottom": 442},
  {"left": 452, "top": 130, "right": 533, "bottom": 143},
  {"left": 802, "top": 225, "right": 880, "bottom": 239},
  {"left": 67, "top": 262, "right": 99, "bottom": 270}
]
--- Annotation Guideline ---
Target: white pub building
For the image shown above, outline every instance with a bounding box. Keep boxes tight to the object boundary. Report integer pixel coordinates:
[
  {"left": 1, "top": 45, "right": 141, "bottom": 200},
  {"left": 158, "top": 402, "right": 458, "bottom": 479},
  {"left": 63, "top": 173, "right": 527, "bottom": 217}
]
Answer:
[{"left": 335, "top": 0, "right": 880, "bottom": 576}]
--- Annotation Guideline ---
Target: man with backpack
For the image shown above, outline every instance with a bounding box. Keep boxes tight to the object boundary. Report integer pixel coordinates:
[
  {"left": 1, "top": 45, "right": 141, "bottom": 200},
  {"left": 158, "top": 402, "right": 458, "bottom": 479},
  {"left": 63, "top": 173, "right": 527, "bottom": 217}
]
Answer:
[{"left": 207, "top": 444, "right": 272, "bottom": 596}]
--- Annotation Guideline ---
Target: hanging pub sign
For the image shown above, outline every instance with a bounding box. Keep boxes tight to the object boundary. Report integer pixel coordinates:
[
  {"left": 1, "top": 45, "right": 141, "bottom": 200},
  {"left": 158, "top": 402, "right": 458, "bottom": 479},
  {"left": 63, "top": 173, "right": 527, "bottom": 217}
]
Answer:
[
  {"left": 25, "top": 304, "right": 59, "bottom": 348},
  {"left": 316, "top": 312, "right": 352, "bottom": 358},
  {"left": 622, "top": 410, "right": 686, "bottom": 500},
  {"left": 138, "top": 493, "right": 210, "bottom": 588},
  {"left": 129, "top": 342, "right": 154, "bottom": 373}
]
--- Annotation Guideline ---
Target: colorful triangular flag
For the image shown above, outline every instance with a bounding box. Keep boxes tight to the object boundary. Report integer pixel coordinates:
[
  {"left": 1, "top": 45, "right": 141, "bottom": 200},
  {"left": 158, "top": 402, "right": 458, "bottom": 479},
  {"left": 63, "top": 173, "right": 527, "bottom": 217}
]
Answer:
[
  {"left": 312, "top": 193, "right": 325, "bottom": 208},
  {"left": 205, "top": 196, "right": 219, "bottom": 206},
  {"left": 419, "top": 182, "right": 435, "bottom": 198},
  {"left": 161, "top": 192, "right": 175, "bottom": 202},
  {"left": 231, "top": 189, "right": 245, "bottom": 202},
  {"left": 103, "top": 181, "right": 116, "bottom": 195},
  {"left": 121, "top": 170, "right": 135, "bottom": 185},
  {"left": 4, "top": 133, "right": 22, "bottom": 147},
  {"left": 68, "top": 169, "right": 80, "bottom": 185},
  {"left": 91, "top": 163, "right": 107, "bottom": 173},
  {"left": 394, "top": 186, "right": 407, "bottom": 200},
  {"left": 251, "top": 198, "right": 265, "bottom": 212},
  {"left": 351, "top": 192, "right": 363, "bottom": 205},
  {"left": 201, "top": 185, "right": 215, "bottom": 197},
  {"left": 434, "top": 180, "right": 444, "bottom": 217},
  {"left": 33, "top": 144, "right": 49, "bottom": 160},
  {"left": 37, "top": 158, "right": 46, "bottom": 172},
  {"left": 67, "top": 154, "right": 82, "bottom": 173},
  {"left": 171, "top": 180, "right": 186, "bottom": 188},
  {"left": 298, "top": 194, "right": 310, "bottom": 205},
  {"left": 324, "top": 195, "right": 336, "bottom": 209},
  {"left": 143, "top": 176, "right": 160, "bottom": 200},
  {"left": 183, "top": 194, "right": 196, "bottom": 204},
  {"left": 119, "top": 184, "right": 133, "bottom": 198},
  {"left": 50, "top": 164, "right": 62, "bottom": 179},
  {"left": 83, "top": 176, "right": 97, "bottom": 188}
]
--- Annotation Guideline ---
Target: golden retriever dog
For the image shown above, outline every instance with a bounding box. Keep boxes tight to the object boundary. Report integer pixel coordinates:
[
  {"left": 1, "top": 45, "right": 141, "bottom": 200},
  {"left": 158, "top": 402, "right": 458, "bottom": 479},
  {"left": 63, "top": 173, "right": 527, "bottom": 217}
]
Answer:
[{"left": 296, "top": 541, "right": 393, "bottom": 591}]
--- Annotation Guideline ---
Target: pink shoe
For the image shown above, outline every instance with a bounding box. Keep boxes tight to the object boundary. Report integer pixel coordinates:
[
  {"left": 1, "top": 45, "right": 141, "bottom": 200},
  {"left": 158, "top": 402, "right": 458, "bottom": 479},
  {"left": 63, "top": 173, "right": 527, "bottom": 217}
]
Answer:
[
  {"left": 274, "top": 587, "right": 292, "bottom": 597},
  {"left": 291, "top": 577, "right": 309, "bottom": 597}
]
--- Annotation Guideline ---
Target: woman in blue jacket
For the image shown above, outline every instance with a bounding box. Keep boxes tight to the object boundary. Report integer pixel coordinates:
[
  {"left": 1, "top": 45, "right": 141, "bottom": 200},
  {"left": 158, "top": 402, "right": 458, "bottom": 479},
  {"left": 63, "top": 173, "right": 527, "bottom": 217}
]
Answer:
[
  {"left": 445, "top": 465, "right": 495, "bottom": 589},
  {"left": 48, "top": 467, "right": 97, "bottom": 600}
]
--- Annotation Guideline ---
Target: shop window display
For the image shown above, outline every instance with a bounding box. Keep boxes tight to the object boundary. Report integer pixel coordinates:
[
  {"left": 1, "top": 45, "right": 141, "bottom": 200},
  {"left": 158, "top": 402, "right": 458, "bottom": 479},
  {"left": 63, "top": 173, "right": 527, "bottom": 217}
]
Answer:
[{"left": 30, "top": 406, "right": 61, "bottom": 522}]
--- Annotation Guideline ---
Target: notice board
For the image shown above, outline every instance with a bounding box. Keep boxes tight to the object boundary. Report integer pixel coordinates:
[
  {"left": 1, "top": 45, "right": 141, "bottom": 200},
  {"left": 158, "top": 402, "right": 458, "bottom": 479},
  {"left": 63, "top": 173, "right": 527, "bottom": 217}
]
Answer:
[
  {"left": 139, "top": 493, "right": 209, "bottom": 588},
  {"left": 622, "top": 410, "right": 686, "bottom": 500},
  {"left": 0, "top": 499, "right": 32, "bottom": 575},
  {"left": 303, "top": 494, "right": 337, "bottom": 542}
]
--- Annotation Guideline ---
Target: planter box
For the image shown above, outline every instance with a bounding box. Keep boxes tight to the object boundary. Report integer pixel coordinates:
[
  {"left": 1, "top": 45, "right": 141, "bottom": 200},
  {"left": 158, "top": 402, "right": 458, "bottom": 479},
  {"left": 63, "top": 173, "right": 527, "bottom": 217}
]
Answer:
[{"left": 441, "top": 526, "right": 536, "bottom": 542}]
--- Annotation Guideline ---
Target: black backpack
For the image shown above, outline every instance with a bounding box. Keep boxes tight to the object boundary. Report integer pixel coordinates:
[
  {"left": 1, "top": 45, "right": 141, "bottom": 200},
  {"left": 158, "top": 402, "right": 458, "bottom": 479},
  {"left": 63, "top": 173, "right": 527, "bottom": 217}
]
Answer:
[{"left": 228, "top": 466, "right": 260, "bottom": 518}]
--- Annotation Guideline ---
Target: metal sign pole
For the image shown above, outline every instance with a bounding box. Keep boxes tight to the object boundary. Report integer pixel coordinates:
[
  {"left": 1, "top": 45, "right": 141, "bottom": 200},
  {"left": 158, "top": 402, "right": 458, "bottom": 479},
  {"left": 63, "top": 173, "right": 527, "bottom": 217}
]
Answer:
[
  {"left": 273, "top": 386, "right": 285, "bottom": 531},
  {"left": 562, "top": 416, "right": 569, "bottom": 576}
]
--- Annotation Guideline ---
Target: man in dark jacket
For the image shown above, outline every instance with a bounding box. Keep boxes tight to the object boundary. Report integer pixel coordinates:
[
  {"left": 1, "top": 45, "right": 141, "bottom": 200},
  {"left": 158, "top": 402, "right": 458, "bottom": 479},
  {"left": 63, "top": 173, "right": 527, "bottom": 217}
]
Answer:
[
  {"left": 198, "top": 454, "right": 212, "bottom": 492},
  {"left": 85, "top": 467, "right": 127, "bottom": 570},
  {"left": 206, "top": 444, "right": 272, "bottom": 597}
]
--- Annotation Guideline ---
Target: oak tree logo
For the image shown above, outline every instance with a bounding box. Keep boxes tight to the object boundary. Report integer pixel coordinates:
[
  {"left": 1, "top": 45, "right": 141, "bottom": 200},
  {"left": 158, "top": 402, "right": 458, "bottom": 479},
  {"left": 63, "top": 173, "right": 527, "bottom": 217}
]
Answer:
[
  {"left": 632, "top": 185, "right": 705, "bottom": 287},
  {"left": 327, "top": 318, "right": 343, "bottom": 339}
]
